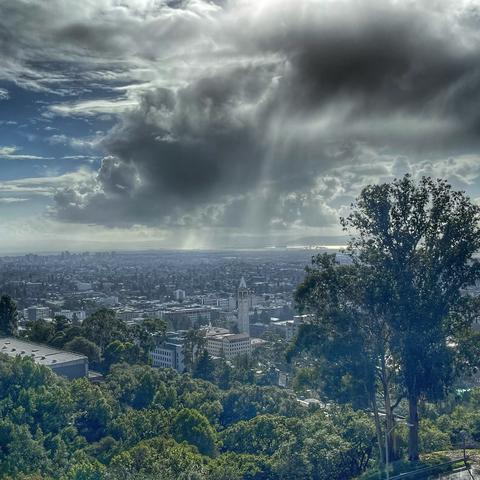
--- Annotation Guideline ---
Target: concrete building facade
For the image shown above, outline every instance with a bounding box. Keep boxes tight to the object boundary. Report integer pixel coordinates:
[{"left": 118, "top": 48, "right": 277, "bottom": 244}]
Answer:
[
  {"left": 205, "top": 331, "right": 251, "bottom": 360},
  {"left": 25, "top": 306, "right": 50, "bottom": 322},
  {"left": 150, "top": 332, "right": 185, "bottom": 372}
]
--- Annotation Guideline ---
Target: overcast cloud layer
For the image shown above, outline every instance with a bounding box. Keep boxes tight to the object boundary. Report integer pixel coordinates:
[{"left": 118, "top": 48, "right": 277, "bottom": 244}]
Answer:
[{"left": 1, "top": 0, "right": 480, "bottom": 249}]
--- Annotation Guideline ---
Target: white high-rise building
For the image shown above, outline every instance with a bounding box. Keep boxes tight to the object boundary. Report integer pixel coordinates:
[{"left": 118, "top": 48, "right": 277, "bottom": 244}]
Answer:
[{"left": 237, "top": 277, "right": 250, "bottom": 335}]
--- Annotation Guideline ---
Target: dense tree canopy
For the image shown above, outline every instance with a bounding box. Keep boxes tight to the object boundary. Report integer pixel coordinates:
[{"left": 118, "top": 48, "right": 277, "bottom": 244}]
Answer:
[{"left": 0, "top": 353, "right": 380, "bottom": 479}]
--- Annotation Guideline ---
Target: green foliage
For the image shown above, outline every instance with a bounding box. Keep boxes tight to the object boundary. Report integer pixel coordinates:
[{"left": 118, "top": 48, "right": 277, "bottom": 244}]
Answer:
[
  {"left": 183, "top": 329, "right": 206, "bottom": 372},
  {"left": 0, "top": 294, "right": 18, "bottom": 336},
  {"left": 220, "top": 385, "right": 302, "bottom": 427},
  {"left": 6, "top": 332, "right": 476, "bottom": 480},
  {"left": 418, "top": 419, "right": 451, "bottom": 453},
  {"left": 141, "top": 317, "right": 167, "bottom": 337},
  {"left": 0, "top": 353, "right": 382, "bottom": 479},
  {"left": 272, "top": 407, "right": 376, "bottom": 480},
  {"left": 193, "top": 349, "right": 216, "bottom": 382},
  {"left": 436, "top": 403, "right": 480, "bottom": 444},
  {"left": 70, "top": 379, "right": 114, "bottom": 442},
  {"left": 107, "top": 437, "right": 207, "bottom": 479},
  {"left": 64, "top": 337, "right": 101, "bottom": 364},
  {"left": 294, "top": 175, "right": 480, "bottom": 462},
  {"left": 21, "top": 308, "right": 159, "bottom": 373},
  {"left": 64, "top": 457, "right": 106, "bottom": 480},
  {"left": 110, "top": 408, "right": 167, "bottom": 447},
  {"left": 291, "top": 367, "right": 319, "bottom": 394},
  {"left": 171, "top": 408, "right": 217, "bottom": 456},
  {"left": 82, "top": 310, "right": 129, "bottom": 351},
  {"left": 23, "top": 319, "right": 55, "bottom": 344},
  {"left": 208, "top": 453, "right": 276, "bottom": 480},
  {"left": 0, "top": 420, "right": 51, "bottom": 477},
  {"left": 342, "top": 175, "right": 480, "bottom": 460},
  {"left": 221, "top": 415, "right": 295, "bottom": 456}
]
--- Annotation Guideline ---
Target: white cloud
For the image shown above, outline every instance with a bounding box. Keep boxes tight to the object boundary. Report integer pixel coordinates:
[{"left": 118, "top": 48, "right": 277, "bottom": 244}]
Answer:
[
  {"left": 0, "top": 169, "right": 94, "bottom": 197},
  {"left": 47, "top": 98, "right": 138, "bottom": 117},
  {"left": 0, "top": 146, "right": 51, "bottom": 160},
  {"left": 47, "top": 134, "right": 102, "bottom": 150},
  {"left": 0, "top": 197, "right": 28, "bottom": 204}
]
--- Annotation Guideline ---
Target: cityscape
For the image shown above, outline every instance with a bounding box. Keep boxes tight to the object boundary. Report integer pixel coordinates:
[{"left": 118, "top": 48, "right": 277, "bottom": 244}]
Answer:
[
  {"left": 0, "top": 248, "right": 323, "bottom": 382},
  {"left": 2, "top": 0, "right": 480, "bottom": 478}
]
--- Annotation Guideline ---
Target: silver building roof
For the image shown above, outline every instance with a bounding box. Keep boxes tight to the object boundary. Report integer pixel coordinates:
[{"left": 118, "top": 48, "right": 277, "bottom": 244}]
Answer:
[{"left": 0, "top": 337, "right": 87, "bottom": 366}]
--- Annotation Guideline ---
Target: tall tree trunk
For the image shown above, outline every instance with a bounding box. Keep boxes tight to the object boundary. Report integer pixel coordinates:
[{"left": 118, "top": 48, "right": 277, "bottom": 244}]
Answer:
[
  {"left": 381, "top": 355, "right": 397, "bottom": 460},
  {"left": 370, "top": 391, "right": 385, "bottom": 465},
  {"left": 408, "top": 393, "right": 420, "bottom": 461}
]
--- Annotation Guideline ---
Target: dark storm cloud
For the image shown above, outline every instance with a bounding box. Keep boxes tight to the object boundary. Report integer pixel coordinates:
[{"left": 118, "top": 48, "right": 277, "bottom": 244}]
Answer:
[{"left": 3, "top": 0, "right": 480, "bottom": 235}]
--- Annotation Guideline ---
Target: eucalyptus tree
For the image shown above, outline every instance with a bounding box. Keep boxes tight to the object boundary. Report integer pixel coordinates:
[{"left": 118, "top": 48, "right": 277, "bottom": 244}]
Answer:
[
  {"left": 293, "top": 254, "right": 402, "bottom": 462},
  {"left": 342, "top": 175, "right": 480, "bottom": 460}
]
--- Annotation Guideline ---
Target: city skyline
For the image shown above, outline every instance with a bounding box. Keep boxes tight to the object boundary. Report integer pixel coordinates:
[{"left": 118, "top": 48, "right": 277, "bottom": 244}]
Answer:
[{"left": 1, "top": 0, "right": 480, "bottom": 253}]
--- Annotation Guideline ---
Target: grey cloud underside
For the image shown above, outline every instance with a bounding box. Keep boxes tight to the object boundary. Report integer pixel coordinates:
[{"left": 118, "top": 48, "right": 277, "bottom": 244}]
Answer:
[{"left": 3, "top": 0, "right": 480, "bottom": 232}]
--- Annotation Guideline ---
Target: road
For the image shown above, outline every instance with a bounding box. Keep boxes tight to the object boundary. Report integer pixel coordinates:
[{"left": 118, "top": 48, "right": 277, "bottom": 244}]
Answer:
[{"left": 438, "top": 468, "right": 478, "bottom": 479}]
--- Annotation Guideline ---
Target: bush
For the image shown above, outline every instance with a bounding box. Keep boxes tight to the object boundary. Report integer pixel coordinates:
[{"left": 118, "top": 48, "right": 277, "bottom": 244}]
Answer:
[{"left": 419, "top": 419, "right": 451, "bottom": 453}]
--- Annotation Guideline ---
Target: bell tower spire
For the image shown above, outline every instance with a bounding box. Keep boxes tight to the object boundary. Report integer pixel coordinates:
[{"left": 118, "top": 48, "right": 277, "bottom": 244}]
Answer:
[{"left": 237, "top": 277, "right": 250, "bottom": 335}]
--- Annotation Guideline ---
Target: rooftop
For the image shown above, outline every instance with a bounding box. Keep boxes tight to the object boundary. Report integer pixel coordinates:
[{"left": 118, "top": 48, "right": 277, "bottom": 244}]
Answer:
[
  {"left": 204, "top": 326, "right": 230, "bottom": 337},
  {"left": 225, "top": 333, "right": 250, "bottom": 342},
  {"left": 207, "top": 332, "right": 250, "bottom": 342},
  {"left": 0, "top": 337, "right": 87, "bottom": 366}
]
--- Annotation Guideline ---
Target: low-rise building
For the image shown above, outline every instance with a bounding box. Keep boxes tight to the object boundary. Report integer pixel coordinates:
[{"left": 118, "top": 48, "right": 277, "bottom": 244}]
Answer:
[
  {"left": 116, "top": 309, "right": 139, "bottom": 322},
  {"left": 161, "top": 306, "right": 213, "bottom": 327},
  {"left": 0, "top": 337, "right": 88, "bottom": 379},
  {"left": 150, "top": 332, "right": 185, "bottom": 372},
  {"left": 75, "top": 281, "right": 92, "bottom": 292},
  {"left": 286, "top": 314, "right": 313, "bottom": 341},
  {"left": 205, "top": 330, "right": 251, "bottom": 360},
  {"left": 25, "top": 306, "right": 51, "bottom": 322},
  {"left": 59, "top": 309, "right": 86, "bottom": 322},
  {"left": 97, "top": 296, "right": 119, "bottom": 308}
]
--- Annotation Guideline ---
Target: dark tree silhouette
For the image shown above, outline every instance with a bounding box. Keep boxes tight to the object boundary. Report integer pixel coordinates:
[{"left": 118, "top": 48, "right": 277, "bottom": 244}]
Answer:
[{"left": 0, "top": 295, "right": 18, "bottom": 336}]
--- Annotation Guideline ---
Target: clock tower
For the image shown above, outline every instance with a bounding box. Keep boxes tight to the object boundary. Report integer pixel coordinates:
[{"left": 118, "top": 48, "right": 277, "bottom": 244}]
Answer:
[{"left": 237, "top": 277, "right": 250, "bottom": 335}]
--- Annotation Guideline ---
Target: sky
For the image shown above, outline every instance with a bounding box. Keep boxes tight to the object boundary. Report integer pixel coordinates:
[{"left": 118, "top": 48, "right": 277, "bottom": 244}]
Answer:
[{"left": 1, "top": 0, "right": 480, "bottom": 253}]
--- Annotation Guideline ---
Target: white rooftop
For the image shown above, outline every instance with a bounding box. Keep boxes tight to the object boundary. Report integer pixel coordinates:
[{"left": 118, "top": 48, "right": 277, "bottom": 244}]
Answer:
[{"left": 0, "top": 337, "right": 87, "bottom": 366}]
